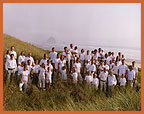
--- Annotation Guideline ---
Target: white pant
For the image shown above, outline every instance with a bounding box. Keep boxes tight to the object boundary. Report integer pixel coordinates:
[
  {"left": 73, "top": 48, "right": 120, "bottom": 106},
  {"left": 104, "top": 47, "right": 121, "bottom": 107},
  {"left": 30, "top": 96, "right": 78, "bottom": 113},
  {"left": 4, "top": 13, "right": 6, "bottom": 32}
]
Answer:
[
  {"left": 39, "top": 76, "right": 45, "bottom": 88},
  {"left": 100, "top": 80, "right": 106, "bottom": 92},
  {"left": 61, "top": 73, "right": 67, "bottom": 80},
  {"left": 19, "top": 80, "right": 28, "bottom": 92},
  {"left": 77, "top": 72, "right": 82, "bottom": 81}
]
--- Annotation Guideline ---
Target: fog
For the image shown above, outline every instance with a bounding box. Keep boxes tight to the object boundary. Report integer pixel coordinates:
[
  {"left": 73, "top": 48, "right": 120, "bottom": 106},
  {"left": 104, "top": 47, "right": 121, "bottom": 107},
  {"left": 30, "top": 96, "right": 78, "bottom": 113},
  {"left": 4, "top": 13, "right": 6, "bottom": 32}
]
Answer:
[{"left": 3, "top": 3, "right": 141, "bottom": 49}]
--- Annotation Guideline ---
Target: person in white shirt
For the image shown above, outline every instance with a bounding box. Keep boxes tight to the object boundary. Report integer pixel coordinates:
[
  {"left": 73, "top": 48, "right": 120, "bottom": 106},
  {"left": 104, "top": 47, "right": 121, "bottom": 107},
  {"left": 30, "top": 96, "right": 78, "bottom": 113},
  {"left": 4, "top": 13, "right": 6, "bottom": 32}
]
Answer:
[
  {"left": 111, "top": 52, "right": 115, "bottom": 61},
  {"left": 58, "top": 55, "right": 67, "bottom": 77},
  {"left": 5, "top": 54, "right": 17, "bottom": 84},
  {"left": 84, "top": 50, "right": 91, "bottom": 62},
  {"left": 49, "top": 47, "right": 57, "bottom": 64},
  {"left": 132, "top": 61, "right": 138, "bottom": 87},
  {"left": 39, "top": 53, "right": 48, "bottom": 66},
  {"left": 73, "top": 58, "right": 82, "bottom": 81},
  {"left": 98, "top": 62, "right": 104, "bottom": 75},
  {"left": 61, "top": 66, "right": 67, "bottom": 80},
  {"left": 117, "top": 59, "right": 128, "bottom": 84},
  {"left": 103, "top": 60, "right": 109, "bottom": 71},
  {"left": 53, "top": 53, "right": 60, "bottom": 79},
  {"left": 93, "top": 49, "right": 98, "bottom": 61},
  {"left": 80, "top": 49, "right": 85, "bottom": 75},
  {"left": 109, "top": 60, "right": 114, "bottom": 71},
  {"left": 5, "top": 50, "right": 11, "bottom": 63},
  {"left": 19, "top": 65, "right": 30, "bottom": 92},
  {"left": 38, "top": 63, "right": 46, "bottom": 89},
  {"left": 120, "top": 74, "right": 127, "bottom": 87},
  {"left": 25, "top": 52, "right": 35, "bottom": 66},
  {"left": 92, "top": 73, "right": 99, "bottom": 90},
  {"left": 69, "top": 43, "right": 74, "bottom": 72},
  {"left": 127, "top": 66, "right": 135, "bottom": 87},
  {"left": 71, "top": 46, "right": 79, "bottom": 63},
  {"left": 112, "top": 61, "right": 119, "bottom": 83},
  {"left": 46, "top": 67, "right": 52, "bottom": 90},
  {"left": 27, "top": 60, "right": 34, "bottom": 84},
  {"left": 85, "top": 71, "right": 93, "bottom": 84},
  {"left": 88, "top": 60, "right": 96, "bottom": 75},
  {"left": 18, "top": 51, "right": 25, "bottom": 65},
  {"left": 84, "top": 60, "right": 90, "bottom": 74},
  {"left": 71, "top": 68, "right": 78, "bottom": 83},
  {"left": 107, "top": 71, "right": 117, "bottom": 96},
  {"left": 17, "top": 61, "right": 25, "bottom": 82},
  {"left": 121, "top": 54, "right": 126, "bottom": 61},
  {"left": 10, "top": 46, "right": 17, "bottom": 59},
  {"left": 32, "top": 60, "right": 40, "bottom": 85},
  {"left": 99, "top": 68, "right": 108, "bottom": 93}
]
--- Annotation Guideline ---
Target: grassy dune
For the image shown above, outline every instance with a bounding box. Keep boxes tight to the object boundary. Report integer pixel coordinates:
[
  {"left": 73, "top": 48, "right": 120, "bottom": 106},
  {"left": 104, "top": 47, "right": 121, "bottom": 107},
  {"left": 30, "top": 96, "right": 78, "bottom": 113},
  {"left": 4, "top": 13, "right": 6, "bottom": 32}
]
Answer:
[{"left": 3, "top": 34, "right": 141, "bottom": 111}]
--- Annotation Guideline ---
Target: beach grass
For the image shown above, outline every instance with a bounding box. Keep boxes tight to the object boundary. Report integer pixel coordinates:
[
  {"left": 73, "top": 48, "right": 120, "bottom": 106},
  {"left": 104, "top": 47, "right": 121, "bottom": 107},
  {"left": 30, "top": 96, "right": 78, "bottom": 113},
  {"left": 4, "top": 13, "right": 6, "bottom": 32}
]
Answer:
[{"left": 3, "top": 34, "right": 141, "bottom": 111}]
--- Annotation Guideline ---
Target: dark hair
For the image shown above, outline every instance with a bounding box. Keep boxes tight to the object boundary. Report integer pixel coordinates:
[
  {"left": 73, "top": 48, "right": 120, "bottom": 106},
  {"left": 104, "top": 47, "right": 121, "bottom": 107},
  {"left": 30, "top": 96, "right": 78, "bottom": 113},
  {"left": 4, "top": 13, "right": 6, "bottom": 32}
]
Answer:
[{"left": 6, "top": 50, "right": 10, "bottom": 54}]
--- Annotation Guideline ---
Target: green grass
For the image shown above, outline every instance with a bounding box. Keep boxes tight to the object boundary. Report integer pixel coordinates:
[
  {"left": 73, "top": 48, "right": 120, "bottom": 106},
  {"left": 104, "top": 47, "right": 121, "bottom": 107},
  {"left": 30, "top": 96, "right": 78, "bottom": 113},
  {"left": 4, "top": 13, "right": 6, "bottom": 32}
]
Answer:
[{"left": 3, "top": 34, "right": 141, "bottom": 111}]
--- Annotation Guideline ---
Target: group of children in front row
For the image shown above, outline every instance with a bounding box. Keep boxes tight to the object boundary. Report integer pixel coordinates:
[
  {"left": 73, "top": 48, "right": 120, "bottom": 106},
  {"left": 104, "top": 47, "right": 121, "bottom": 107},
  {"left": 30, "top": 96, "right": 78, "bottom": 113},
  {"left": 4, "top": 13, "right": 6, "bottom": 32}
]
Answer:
[{"left": 5, "top": 45, "right": 138, "bottom": 94}]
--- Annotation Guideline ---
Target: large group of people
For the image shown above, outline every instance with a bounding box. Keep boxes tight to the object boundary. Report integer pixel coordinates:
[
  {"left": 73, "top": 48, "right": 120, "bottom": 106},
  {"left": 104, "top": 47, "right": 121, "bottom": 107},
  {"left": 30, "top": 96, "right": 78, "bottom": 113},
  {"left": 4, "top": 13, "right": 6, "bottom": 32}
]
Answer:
[{"left": 4, "top": 44, "right": 138, "bottom": 94}]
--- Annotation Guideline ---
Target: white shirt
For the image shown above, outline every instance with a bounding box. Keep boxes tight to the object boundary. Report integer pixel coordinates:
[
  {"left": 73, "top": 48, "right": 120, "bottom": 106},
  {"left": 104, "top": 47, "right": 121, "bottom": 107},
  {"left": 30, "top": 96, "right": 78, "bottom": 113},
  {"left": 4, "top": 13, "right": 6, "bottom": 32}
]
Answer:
[
  {"left": 99, "top": 65, "right": 104, "bottom": 71},
  {"left": 21, "top": 70, "right": 29, "bottom": 82},
  {"left": 133, "top": 66, "right": 138, "bottom": 75},
  {"left": 80, "top": 53, "right": 85, "bottom": 61},
  {"left": 74, "top": 63, "right": 81, "bottom": 73},
  {"left": 49, "top": 51, "right": 57, "bottom": 62},
  {"left": 120, "top": 78, "right": 126, "bottom": 86},
  {"left": 92, "top": 78, "right": 99, "bottom": 87},
  {"left": 33, "top": 64, "right": 40, "bottom": 74},
  {"left": 88, "top": 64, "right": 96, "bottom": 72},
  {"left": 46, "top": 64, "right": 53, "bottom": 71},
  {"left": 27, "top": 65, "right": 32, "bottom": 74},
  {"left": 85, "top": 75, "right": 93, "bottom": 83},
  {"left": 72, "top": 49, "right": 79, "bottom": 60},
  {"left": 84, "top": 54, "right": 91, "bottom": 61},
  {"left": 108, "top": 75, "right": 117, "bottom": 86},
  {"left": 118, "top": 64, "right": 128, "bottom": 77},
  {"left": 10, "top": 50, "right": 17, "bottom": 59},
  {"left": 39, "top": 58, "right": 48, "bottom": 66},
  {"left": 107, "top": 56, "right": 112, "bottom": 65},
  {"left": 94, "top": 54, "right": 98, "bottom": 60},
  {"left": 72, "top": 72, "right": 78, "bottom": 81},
  {"left": 5, "top": 59, "right": 17, "bottom": 70},
  {"left": 17, "top": 65, "right": 24, "bottom": 75},
  {"left": 39, "top": 67, "right": 46, "bottom": 77},
  {"left": 53, "top": 58, "right": 60, "bottom": 70},
  {"left": 109, "top": 63, "right": 114, "bottom": 70},
  {"left": 117, "top": 61, "right": 122, "bottom": 66},
  {"left": 25, "top": 56, "right": 35, "bottom": 66},
  {"left": 46, "top": 71, "right": 52, "bottom": 80},
  {"left": 113, "top": 64, "right": 119, "bottom": 75},
  {"left": 5, "top": 54, "right": 10, "bottom": 61},
  {"left": 59, "top": 60, "right": 66, "bottom": 70},
  {"left": 62, "top": 51, "right": 67, "bottom": 61},
  {"left": 127, "top": 70, "right": 135, "bottom": 80},
  {"left": 66, "top": 50, "right": 71, "bottom": 61},
  {"left": 18, "top": 55, "right": 25, "bottom": 65},
  {"left": 69, "top": 48, "right": 74, "bottom": 59},
  {"left": 103, "top": 64, "right": 109, "bottom": 70},
  {"left": 99, "top": 71, "right": 108, "bottom": 81}
]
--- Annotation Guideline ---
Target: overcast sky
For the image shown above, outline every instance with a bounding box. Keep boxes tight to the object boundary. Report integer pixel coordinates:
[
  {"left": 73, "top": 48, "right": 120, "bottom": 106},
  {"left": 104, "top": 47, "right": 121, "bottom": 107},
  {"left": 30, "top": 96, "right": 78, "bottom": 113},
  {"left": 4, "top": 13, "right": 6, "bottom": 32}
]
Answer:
[{"left": 3, "top": 3, "right": 141, "bottom": 49}]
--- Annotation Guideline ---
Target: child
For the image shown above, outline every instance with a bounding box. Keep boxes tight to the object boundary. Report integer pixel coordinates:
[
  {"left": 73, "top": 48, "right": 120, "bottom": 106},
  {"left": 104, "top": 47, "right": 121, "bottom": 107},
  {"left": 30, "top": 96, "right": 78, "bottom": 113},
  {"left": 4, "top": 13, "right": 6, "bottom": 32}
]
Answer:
[
  {"left": 19, "top": 65, "right": 30, "bottom": 92},
  {"left": 46, "top": 67, "right": 52, "bottom": 90},
  {"left": 119, "top": 74, "right": 127, "bottom": 87},
  {"left": 85, "top": 71, "right": 93, "bottom": 84},
  {"left": 127, "top": 65, "right": 135, "bottom": 87},
  {"left": 99, "top": 67, "right": 108, "bottom": 93},
  {"left": 17, "top": 61, "right": 25, "bottom": 82},
  {"left": 107, "top": 71, "right": 117, "bottom": 96},
  {"left": 92, "top": 73, "right": 99, "bottom": 90},
  {"left": 73, "top": 58, "right": 82, "bottom": 81},
  {"left": 38, "top": 63, "right": 46, "bottom": 89},
  {"left": 71, "top": 68, "right": 78, "bottom": 83},
  {"left": 61, "top": 66, "right": 67, "bottom": 80}
]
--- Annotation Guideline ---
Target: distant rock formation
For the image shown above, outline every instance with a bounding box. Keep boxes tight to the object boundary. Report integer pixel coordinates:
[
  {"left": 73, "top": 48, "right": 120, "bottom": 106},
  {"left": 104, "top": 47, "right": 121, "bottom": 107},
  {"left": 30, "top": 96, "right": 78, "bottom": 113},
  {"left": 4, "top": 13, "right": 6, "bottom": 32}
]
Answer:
[{"left": 47, "top": 37, "right": 56, "bottom": 44}]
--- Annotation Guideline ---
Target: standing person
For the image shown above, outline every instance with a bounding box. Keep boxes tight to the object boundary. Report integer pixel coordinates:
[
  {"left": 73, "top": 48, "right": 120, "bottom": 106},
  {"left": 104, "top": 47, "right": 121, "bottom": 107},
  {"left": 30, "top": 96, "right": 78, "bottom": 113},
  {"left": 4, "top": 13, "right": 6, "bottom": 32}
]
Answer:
[
  {"left": 112, "top": 61, "right": 119, "bottom": 83},
  {"left": 99, "top": 67, "right": 108, "bottom": 93},
  {"left": 18, "top": 51, "right": 25, "bottom": 65},
  {"left": 119, "top": 74, "right": 127, "bottom": 88},
  {"left": 73, "top": 58, "right": 82, "bottom": 81},
  {"left": 61, "top": 66, "right": 67, "bottom": 80},
  {"left": 132, "top": 61, "right": 138, "bottom": 87},
  {"left": 109, "top": 60, "right": 114, "bottom": 71},
  {"left": 103, "top": 60, "right": 109, "bottom": 71},
  {"left": 107, "top": 71, "right": 117, "bottom": 96},
  {"left": 39, "top": 53, "right": 48, "bottom": 66},
  {"left": 25, "top": 52, "right": 35, "bottom": 66},
  {"left": 53, "top": 53, "right": 60, "bottom": 80},
  {"left": 10, "top": 46, "right": 17, "bottom": 59},
  {"left": 46, "top": 67, "right": 52, "bottom": 91},
  {"left": 27, "top": 60, "right": 33, "bottom": 84},
  {"left": 127, "top": 66, "right": 135, "bottom": 88},
  {"left": 49, "top": 47, "right": 57, "bottom": 64},
  {"left": 117, "top": 59, "right": 128, "bottom": 84},
  {"left": 85, "top": 71, "right": 93, "bottom": 84},
  {"left": 5, "top": 54, "right": 17, "bottom": 84},
  {"left": 5, "top": 50, "right": 10, "bottom": 63},
  {"left": 71, "top": 46, "right": 79, "bottom": 63},
  {"left": 92, "top": 73, "right": 99, "bottom": 90},
  {"left": 19, "top": 65, "right": 30, "bottom": 92},
  {"left": 33, "top": 60, "right": 40, "bottom": 86},
  {"left": 88, "top": 60, "right": 96, "bottom": 75},
  {"left": 84, "top": 60, "right": 90, "bottom": 74},
  {"left": 69, "top": 43, "right": 74, "bottom": 72},
  {"left": 38, "top": 63, "right": 46, "bottom": 89},
  {"left": 17, "top": 61, "right": 25, "bottom": 83},
  {"left": 71, "top": 68, "right": 78, "bottom": 84},
  {"left": 84, "top": 50, "right": 91, "bottom": 62},
  {"left": 79, "top": 49, "right": 85, "bottom": 75}
]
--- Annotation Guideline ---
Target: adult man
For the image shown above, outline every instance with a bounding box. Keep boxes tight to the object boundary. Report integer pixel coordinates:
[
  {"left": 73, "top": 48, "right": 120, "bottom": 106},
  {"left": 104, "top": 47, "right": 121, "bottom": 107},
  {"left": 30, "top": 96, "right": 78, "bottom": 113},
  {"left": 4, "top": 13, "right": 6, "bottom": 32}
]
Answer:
[
  {"left": 40, "top": 53, "right": 48, "bottom": 66},
  {"left": 10, "top": 46, "right": 17, "bottom": 59},
  {"left": 25, "top": 52, "right": 35, "bottom": 66},
  {"left": 49, "top": 47, "right": 57, "bottom": 64}
]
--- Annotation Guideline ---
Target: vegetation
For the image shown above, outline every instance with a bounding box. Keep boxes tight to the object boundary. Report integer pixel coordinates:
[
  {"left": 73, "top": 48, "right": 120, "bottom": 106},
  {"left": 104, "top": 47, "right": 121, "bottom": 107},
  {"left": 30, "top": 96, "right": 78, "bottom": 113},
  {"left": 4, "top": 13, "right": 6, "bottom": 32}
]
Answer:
[{"left": 3, "top": 34, "right": 141, "bottom": 111}]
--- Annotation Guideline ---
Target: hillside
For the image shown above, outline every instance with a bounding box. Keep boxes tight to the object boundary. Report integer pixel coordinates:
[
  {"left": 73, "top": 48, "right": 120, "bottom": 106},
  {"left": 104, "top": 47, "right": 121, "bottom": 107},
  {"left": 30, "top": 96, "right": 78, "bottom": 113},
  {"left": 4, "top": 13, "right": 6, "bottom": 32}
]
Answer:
[{"left": 3, "top": 34, "right": 141, "bottom": 111}]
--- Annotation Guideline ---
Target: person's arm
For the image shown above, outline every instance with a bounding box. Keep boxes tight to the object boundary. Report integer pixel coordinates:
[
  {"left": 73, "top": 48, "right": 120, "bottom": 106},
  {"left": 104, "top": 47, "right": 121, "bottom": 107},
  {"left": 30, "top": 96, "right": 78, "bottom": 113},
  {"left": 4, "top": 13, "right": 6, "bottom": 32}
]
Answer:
[
  {"left": 5, "top": 60, "right": 8, "bottom": 71},
  {"left": 28, "top": 74, "right": 30, "bottom": 83},
  {"left": 117, "top": 69, "right": 119, "bottom": 77},
  {"left": 18, "top": 56, "right": 21, "bottom": 65},
  {"left": 58, "top": 63, "right": 60, "bottom": 73},
  {"left": 20, "top": 74, "right": 22, "bottom": 83},
  {"left": 125, "top": 70, "right": 128, "bottom": 78}
]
